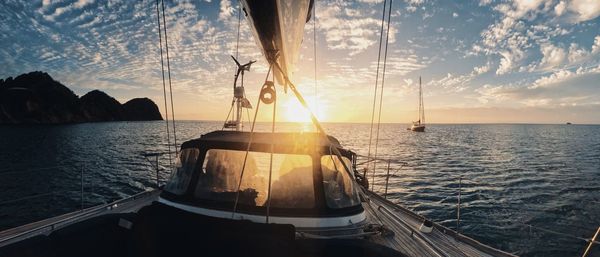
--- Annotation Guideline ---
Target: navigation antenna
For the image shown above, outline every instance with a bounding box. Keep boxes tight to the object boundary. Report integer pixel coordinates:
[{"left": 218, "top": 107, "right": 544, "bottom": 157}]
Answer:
[{"left": 223, "top": 55, "right": 256, "bottom": 131}]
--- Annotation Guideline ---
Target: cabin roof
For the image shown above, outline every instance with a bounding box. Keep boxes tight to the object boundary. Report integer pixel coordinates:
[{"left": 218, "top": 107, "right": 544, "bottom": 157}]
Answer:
[
  {"left": 196, "top": 131, "right": 342, "bottom": 147},
  {"left": 179, "top": 130, "right": 352, "bottom": 158}
]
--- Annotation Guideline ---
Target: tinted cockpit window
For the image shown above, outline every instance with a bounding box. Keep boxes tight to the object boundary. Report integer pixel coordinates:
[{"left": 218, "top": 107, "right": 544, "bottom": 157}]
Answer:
[
  {"left": 194, "top": 149, "right": 315, "bottom": 208},
  {"left": 164, "top": 148, "right": 200, "bottom": 195},
  {"left": 321, "top": 155, "right": 360, "bottom": 209}
]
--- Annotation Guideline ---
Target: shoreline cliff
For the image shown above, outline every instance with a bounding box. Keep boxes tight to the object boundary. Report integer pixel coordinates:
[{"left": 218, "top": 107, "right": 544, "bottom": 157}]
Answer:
[{"left": 0, "top": 71, "right": 162, "bottom": 124}]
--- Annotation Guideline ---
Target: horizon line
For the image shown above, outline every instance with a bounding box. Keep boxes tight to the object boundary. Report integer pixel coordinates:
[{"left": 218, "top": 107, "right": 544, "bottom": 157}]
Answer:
[{"left": 166, "top": 119, "right": 600, "bottom": 125}]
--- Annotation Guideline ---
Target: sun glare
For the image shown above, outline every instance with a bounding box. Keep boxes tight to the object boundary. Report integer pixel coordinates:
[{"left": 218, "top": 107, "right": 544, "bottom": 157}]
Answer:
[{"left": 282, "top": 97, "right": 325, "bottom": 123}]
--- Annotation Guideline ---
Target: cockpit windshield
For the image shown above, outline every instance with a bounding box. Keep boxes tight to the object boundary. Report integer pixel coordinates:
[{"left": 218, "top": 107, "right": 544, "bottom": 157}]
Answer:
[
  {"left": 164, "top": 148, "right": 200, "bottom": 195},
  {"left": 164, "top": 145, "right": 362, "bottom": 212},
  {"left": 194, "top": 149, "right": 315, "bottom": 208},
  {"left": 321, "top": 155, "right": 361, "bottom": 209}
]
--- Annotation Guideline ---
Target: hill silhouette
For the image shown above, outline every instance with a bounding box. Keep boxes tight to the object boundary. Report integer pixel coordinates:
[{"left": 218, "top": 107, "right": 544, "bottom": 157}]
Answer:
[{"left": 0, "top": 71, "right": 162, "bottom": 124}]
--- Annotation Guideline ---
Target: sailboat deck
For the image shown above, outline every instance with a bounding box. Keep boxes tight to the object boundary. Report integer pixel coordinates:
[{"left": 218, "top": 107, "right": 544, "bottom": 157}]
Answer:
[
  {"left": 1, "top": 189, "right": 517, "bottom": 257},
  {"left": 362, "top": 192, "right": 516, "bottom": 257}
]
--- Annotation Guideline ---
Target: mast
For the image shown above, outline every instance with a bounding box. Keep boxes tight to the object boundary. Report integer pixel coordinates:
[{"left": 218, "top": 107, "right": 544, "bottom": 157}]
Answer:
[
  {"left": 420, "top": 76, "right": 425, "bottom": 125},
  {"left": 224, "top": 56, "right": 255, "bottom": 131},
  {"left": 417, "top": 76, "right": 422, "bottom": 124}
]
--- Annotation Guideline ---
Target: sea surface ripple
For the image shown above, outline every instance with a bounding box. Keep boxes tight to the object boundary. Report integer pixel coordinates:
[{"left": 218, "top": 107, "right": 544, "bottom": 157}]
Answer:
[{"left": 0, "top": 121, "right": 598, "bottom": 257}]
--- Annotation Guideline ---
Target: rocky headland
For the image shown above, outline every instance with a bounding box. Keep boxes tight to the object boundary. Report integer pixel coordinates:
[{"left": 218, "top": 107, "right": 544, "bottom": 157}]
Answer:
[{"left": 0, "top": 71, "right": 162, "bottom": 124}]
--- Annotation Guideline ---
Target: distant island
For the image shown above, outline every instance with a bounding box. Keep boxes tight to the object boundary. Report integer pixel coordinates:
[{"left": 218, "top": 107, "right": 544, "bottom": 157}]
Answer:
[{"left": 0, "top": 71, "right": 162, "bottom": 124}]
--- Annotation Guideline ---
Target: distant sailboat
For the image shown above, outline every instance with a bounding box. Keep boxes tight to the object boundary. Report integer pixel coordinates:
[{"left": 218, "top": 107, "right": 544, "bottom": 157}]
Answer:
[{"left": 410, "top": 76, "right": 425, "bottom": 132}]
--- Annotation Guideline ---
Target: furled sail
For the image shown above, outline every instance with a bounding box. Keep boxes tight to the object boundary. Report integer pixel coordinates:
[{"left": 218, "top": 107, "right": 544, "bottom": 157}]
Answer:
[{"left": 240, "top": 0, "right": 314, "bottom": 87}]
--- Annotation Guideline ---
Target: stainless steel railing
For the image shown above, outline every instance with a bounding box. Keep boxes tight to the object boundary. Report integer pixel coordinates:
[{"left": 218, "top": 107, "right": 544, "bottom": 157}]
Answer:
[
  {"left": 354, "top": 154, "right": 407, "bottom": 199},
  {"left": 0, "top": 153, "right": 167, "bottom": 230},
  {"left": 353, "top": 155, "right": 600, "bottom": 255}
]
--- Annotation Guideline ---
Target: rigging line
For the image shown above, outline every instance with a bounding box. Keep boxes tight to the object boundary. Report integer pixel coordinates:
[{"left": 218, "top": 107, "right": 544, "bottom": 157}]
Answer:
[
  {"left": 366, "top": 0, "right": 387, "bottom": 183},
  {"left": 232, "top": 65, "right": 273, "bottom": 218},
  {"left": 266, "top": 76, "right": 276, "bottom": 223},
  {"left": 155, "top": 0, "right": 172, "bottom": 169},
  {"left": 244, "top": 91, "right": 251, "bottom": 131},
  {"left": 271, "top": 62, "right": 353, "bottom": 181},
  {"left": 235, "top": 0, "right": 241, "bottom": 60},
  {"left": 222, "top": 99, "right": 235, "bottom": 130},
  {"left": 246, "top": 107, "right": 251, "bottom": 128},
  {"left": 373, "top": 0, "right": 393, "bottom": 185},
  {"left": 160, "top": 0, "right": 178, "bottom": 155},
  {"left": 313, "top": 0, "right": 318, "bottom": 118},
  {"left": 270, "top": 59, "right": 387, "bottom": 228}
]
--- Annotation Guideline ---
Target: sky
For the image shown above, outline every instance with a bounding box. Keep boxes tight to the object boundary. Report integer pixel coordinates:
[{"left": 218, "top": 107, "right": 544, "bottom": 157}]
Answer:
[{"left": 1, "top": 0, "right": 599, "bottom": 124}]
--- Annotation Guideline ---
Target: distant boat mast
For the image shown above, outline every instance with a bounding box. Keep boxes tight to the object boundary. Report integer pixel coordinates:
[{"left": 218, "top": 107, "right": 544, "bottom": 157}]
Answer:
[
  {"left": 418, "top": 76, "right": 425, "bottom": 125},
  {"left": 410, "top": 76, "right": 426, "bottom": 132}
]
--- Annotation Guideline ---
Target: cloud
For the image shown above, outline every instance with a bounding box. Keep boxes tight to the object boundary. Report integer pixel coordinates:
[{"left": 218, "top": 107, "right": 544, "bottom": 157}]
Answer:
[
  {"left": 554, "top": 1, "right": 566, "bottom": 16},
  {"left": 427, "top": 72, "right": 474, "bottom": 92},
  {"left": 568, "top": 0, "right": 600, "bottom": 22},
  {"left": 358, "top": 0, "right": 384, "bottom": 3},
  {"left": 317, "top": 2, "right": 391, "bottom": 55},
  {"left": 531, "top": 65, "right": 600, "bottom": 87},
  {"left": 471, "top": 0, "right": 591, "bottom": 75},
  {"left": 539, "top": 43, "right": 566, "bottom": 70},
  {"left": 218, "top": 0, "right": 234, "bottom": 21},
  {"left": 527, "top": 35, "right": 600, "bottom": 70},
  {"left": 404, "top": 0, "right": 424, "bottom": 13},
  {"left": 568, "top": 43, "right": 587, "bottom": 63},
  {"left": 384, "top": 55, "right": 428, "bottom": 76},
  {"left": 479, "top": 0, "right": 492, "bottom": 6},
  {"left": 477, "top": 64, "right": 600, "bottom": 108},
  {"left": 532, "top": 69, "right": 575, "bottom": 88},
  {"left": 496, "top": 50, "right": 523, "bottom": 75},
  {"left": 405, "top": 0, "right": 424, "bottom": 5},
  {"left": 452, "top": 12, "right": 458, "bottom": 18},
  {"left": 74, "top": 0, "right": 94, "bottom": 9},
  {"left": 474, "top": 62, "right": 491, "bottom": 74},
  {"left": 41, "top": 0, "right": 96, "bottom": 22},
  {"left": 593, "top": 35, "right": 600, "bottom": 54}
]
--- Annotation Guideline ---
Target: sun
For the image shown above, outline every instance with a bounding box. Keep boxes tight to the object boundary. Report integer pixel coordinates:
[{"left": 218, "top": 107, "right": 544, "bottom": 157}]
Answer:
[{"left": 282, "top": 97, "right": 326, "bottom": 123}]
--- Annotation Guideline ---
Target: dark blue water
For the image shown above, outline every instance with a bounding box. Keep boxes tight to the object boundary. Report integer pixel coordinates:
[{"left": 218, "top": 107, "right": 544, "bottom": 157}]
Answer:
[{"left": 1, "top": 121, "right": 599, "bottom": 257}]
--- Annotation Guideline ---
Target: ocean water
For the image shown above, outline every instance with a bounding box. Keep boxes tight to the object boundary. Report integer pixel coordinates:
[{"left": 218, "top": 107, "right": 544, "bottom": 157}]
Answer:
[{"left": 0, "top": 121, "right": 599, "bottom": 257}]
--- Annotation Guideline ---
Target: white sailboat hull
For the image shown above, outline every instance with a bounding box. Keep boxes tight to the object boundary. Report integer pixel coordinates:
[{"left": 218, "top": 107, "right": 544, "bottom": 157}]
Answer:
[{"left": 410, "top": 124, "right": 425, "bottom": 132}]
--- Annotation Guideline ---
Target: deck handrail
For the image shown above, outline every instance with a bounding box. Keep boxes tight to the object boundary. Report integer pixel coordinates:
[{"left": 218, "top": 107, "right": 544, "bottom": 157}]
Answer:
[
  {"left": 582, "top": 226, "right": 600, "bottom": 257},
  {"left": 0, "top": 153, "right": 166, "bottom": 229},
  {"left": 354, "top": 154, "right": 408, "bottom": 197},
  {"left": 354, "top": 155, "right": 600, "bottom": 256},
  {"left": 0, "top": 190, "right": 159, "bottom": 247}
]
